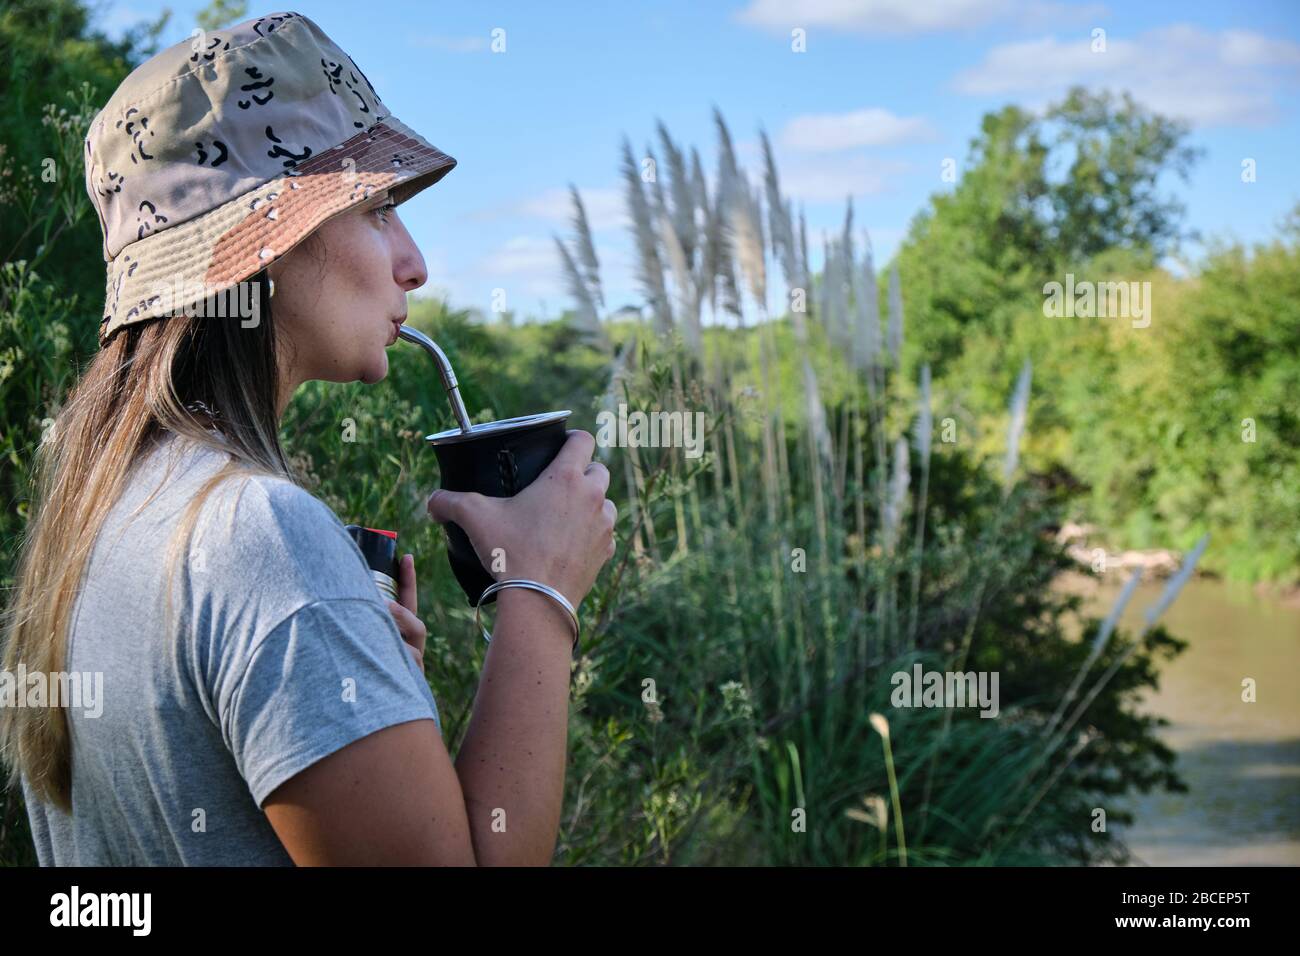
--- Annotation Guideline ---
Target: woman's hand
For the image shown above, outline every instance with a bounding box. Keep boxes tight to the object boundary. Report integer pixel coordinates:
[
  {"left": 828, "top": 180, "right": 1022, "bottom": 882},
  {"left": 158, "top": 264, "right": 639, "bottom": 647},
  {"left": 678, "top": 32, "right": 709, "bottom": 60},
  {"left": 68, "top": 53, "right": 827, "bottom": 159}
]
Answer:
[
  {"left": 425, "top": 430, "right": 617, "bottom": 607},
  {"left": 386, "top": 551, "right": 427, "bottom": 675}
]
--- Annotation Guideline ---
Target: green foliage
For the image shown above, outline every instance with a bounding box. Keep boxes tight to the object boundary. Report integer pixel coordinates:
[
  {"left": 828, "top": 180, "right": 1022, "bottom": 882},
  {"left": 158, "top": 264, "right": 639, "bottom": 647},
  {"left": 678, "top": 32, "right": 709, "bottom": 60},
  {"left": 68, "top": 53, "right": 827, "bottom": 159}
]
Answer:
[
  {"left": 0, "top": 0, "right": 171, "bottom": 867},
  {"left": 1055, "top": 226, "right": 1300, "bottom": 581},
  {"left": 895, "top": 88, "right": 1195, "bottom": 378},
  {"left": 895, "top": 86, "right": 1295, "bottom": 582},
  {"left": 1041, "top": 88, "right": 1200, "bottom": 262},
  {"left": 0, "top": 1, "right": 147, "bottom": 587}
]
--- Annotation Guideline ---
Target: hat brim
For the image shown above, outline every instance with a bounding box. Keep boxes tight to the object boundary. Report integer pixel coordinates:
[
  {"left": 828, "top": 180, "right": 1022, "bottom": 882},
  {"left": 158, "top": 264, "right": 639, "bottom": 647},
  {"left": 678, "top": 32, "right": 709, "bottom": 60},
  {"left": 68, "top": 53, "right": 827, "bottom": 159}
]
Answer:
[{"left": 99, "top": 115, "right": 456, "bottom": 346}]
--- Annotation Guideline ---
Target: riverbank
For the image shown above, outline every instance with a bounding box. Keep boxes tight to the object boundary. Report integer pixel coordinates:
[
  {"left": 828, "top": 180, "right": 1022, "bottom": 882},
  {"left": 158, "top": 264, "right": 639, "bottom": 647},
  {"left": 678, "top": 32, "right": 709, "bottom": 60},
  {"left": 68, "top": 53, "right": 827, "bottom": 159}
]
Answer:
[
  {"left": 1056, "top": 570, "right": 1300, "bottom": 865},
  {"left": 1057, "top": 520, "right": 1300, "bottom": 608}
]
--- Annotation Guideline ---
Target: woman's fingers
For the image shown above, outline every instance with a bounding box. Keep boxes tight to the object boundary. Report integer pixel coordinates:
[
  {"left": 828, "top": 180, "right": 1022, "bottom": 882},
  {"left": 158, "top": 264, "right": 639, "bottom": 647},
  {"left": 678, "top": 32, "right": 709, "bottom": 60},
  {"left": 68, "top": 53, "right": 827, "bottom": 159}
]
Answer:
[
  {"left": 427, "top": 488, "right": 489, "bottom": 526},
  {"left": 397, "top": 552, "right": 417, "bottom": 613},
  {"left": 403, "top": 641, "right": 425, "bottom": 675},
  {"left": 386, "top": 598, "right": 427, "bottom": 674},
  {"left": 585, "top": 460, "right": 611, "bottom": 496},
  {"left": 603, "top": 499, "right": 617, "bottom": 559},
  {"left": 552, "top": 429, "right": 596, "bottom": 475},
  {"left": 386, "top": 600, "right": 425, "bottom": 639}
]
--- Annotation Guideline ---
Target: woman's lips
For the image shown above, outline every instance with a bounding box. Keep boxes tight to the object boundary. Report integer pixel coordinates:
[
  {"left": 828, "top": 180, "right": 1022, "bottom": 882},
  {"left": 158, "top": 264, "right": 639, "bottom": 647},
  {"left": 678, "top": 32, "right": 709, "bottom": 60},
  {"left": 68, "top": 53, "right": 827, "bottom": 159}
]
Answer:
[{"left": 388, "top": 320, "right": 402, "bottom": 344}]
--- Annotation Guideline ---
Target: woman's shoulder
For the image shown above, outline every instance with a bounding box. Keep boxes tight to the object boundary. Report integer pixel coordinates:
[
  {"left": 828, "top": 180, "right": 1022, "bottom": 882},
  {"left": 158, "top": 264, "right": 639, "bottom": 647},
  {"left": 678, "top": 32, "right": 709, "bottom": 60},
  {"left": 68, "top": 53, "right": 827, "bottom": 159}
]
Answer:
[
  {"left": 240, "top": 470, "right": 347, "bottom": 540},
  {"left": 160, "top": 433, "right": 336, "bottom": 530},
  {"left": 171, "top": 442, "right": 373, "bottom": 605}
]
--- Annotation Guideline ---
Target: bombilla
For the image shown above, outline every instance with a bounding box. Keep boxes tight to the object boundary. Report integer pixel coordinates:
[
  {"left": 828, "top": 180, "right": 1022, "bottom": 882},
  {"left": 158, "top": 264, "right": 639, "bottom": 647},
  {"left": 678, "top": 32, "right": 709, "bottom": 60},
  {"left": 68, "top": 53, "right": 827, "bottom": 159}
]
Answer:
[{"left": 396, "top": 324, "right": 473, "bottom": 434}]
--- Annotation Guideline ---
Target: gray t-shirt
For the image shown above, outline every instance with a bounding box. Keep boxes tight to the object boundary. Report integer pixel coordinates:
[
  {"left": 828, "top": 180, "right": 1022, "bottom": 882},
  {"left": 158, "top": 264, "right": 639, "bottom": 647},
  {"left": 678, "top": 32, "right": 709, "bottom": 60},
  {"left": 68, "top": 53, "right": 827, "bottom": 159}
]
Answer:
[{"left": 20, "top": 430, "right": 441, "bottom": 865}]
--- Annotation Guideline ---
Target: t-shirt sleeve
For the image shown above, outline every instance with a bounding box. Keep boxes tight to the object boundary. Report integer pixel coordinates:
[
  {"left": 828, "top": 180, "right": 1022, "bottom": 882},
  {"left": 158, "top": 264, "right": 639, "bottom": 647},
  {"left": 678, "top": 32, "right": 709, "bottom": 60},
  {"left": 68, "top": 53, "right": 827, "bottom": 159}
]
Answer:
[{"left": 220, "top": 596, "right": 443, "bottom": 809}]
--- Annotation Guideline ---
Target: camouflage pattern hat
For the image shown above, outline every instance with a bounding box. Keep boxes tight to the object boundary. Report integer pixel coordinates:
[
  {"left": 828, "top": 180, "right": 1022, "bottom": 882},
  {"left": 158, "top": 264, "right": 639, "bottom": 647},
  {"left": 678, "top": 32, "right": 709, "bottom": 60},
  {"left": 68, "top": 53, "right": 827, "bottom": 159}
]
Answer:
[{"left": 85, "top": 10, "right": 457, "bottom": 347}]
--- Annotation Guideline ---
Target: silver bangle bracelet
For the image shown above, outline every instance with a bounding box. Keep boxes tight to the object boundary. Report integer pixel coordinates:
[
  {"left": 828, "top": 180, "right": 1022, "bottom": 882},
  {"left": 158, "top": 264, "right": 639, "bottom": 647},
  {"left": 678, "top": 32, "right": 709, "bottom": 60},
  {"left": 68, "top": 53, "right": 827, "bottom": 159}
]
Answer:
[{"left": 475, "top": 579, "right": 581, "bottom": 654}]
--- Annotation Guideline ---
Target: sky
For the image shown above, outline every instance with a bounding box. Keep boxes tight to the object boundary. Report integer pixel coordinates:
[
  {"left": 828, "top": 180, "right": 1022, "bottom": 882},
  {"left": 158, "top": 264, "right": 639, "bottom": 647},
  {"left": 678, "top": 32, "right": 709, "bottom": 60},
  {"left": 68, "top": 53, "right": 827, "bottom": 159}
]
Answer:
[{"left": 94, "top": 0, "right": 1300, "bottom": 323}]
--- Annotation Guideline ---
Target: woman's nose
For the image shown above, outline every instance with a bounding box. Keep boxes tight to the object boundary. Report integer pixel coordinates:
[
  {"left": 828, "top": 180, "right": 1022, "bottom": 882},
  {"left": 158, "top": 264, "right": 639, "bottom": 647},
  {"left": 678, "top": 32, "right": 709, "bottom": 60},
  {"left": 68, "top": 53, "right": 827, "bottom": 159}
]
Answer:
[{"left": 393, "top": 215, "right": 428, "bottom": 292}]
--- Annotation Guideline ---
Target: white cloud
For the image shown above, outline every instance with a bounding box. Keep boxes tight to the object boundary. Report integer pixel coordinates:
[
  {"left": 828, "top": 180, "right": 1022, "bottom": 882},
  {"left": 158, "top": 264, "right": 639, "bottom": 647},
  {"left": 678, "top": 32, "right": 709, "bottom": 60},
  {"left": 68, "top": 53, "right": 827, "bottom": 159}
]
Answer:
[
  {"left": 783, "top": 156, "right": 911, "bottom": 202},
  {"left": 779, "top": 108, "right": 938, "bottom": 151},
  {"left": 474, "top": 236, "right": 562, "bottom": 297},
  {"left": 516, "top": 187, "right": 626, "bottom": 231},
  {"left": 467, "top": 186, "right": 626, "bottom": 232},
  {"left": 1219, "top": 29, "right": 1300, "bottom": 68},
  {"left": 953, "top": 25, "right": 1300, "bottom": 127},
  {"left": 738, "top": 138, "right": 912, "bottom": 201},
  {"left": 735, "top": 0, "right": 1105, "bottom": 36},
  {"left": 462, "top": 233, "right": 640, "bottom": 317}
]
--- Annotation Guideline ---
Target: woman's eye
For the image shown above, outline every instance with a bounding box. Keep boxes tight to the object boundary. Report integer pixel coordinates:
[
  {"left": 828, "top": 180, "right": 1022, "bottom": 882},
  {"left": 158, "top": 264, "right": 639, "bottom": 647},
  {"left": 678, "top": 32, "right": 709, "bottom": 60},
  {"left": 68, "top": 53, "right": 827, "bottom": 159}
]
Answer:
[{"left": 373, "top": 201, "right": 397, "bottom": 223}]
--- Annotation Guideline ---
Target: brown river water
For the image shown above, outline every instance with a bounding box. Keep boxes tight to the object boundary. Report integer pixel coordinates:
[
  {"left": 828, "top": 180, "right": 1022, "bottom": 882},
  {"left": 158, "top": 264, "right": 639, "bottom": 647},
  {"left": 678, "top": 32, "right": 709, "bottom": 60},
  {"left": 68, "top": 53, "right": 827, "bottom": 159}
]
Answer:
[{"left": 1058, "top": 571, "right": 1300, "bottom": 865}]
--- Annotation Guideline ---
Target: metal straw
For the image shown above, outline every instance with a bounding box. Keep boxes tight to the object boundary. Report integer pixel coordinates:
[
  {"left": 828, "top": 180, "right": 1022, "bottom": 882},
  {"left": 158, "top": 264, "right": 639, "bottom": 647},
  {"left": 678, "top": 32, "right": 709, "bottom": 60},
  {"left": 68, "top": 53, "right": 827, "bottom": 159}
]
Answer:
[{"left": 396, "top": 325, "right": 473, "bottom": 434}]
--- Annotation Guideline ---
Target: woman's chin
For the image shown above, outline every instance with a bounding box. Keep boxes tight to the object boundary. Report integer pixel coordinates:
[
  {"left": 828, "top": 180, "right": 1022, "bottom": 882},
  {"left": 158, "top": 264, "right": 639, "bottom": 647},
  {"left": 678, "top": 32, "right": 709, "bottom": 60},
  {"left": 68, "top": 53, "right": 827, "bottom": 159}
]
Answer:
[{"left": 357, "top": 352, "right": 389, "bottom": 384}]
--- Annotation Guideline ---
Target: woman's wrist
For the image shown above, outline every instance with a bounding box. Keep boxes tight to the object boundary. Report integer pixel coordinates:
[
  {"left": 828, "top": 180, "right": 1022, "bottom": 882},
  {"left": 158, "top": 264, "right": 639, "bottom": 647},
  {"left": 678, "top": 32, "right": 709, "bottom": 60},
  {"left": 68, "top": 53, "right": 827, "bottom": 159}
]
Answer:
[{"left": 493, "top": 585, "right": 578, "bottom": 651}]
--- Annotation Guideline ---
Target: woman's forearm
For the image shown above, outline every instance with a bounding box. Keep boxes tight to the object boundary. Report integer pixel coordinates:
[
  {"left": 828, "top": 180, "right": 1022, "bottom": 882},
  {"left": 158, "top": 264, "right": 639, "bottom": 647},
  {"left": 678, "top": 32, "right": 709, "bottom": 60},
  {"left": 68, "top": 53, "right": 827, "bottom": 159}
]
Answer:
[{"left": 453, "top": 586, "right": 574, "bottom": 865}]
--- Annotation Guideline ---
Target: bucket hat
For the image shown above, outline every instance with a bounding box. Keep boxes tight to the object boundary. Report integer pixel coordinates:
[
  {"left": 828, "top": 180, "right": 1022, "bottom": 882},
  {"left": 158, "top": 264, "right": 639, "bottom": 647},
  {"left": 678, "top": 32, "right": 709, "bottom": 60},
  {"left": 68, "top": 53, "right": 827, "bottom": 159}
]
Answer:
[{"left": 84, "top": 10, "right": 457, "bottom": 347}]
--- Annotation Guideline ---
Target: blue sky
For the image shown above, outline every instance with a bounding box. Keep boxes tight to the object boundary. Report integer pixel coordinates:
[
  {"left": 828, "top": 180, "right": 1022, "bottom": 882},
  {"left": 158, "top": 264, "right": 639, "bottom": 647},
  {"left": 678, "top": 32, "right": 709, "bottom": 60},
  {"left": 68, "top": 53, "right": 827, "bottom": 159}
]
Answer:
[{"left": 96, "top": 1, "right": 1300, "bottom": 322}]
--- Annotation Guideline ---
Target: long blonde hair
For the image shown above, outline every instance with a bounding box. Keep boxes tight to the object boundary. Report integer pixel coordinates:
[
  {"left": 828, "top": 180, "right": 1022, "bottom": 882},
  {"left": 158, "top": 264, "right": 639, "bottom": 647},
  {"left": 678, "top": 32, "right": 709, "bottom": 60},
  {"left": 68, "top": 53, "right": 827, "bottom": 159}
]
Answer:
[{"left": 1, "top": 270, "right": 302, "bottom": 811}]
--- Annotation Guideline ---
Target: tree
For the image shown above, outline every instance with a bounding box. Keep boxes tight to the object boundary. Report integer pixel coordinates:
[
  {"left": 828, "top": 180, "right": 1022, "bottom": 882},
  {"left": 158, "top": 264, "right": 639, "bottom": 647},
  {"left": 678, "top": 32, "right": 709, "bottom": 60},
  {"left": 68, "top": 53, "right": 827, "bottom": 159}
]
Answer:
[{"left": 896, "top": 88, "right": 1199, "bottom": 378}]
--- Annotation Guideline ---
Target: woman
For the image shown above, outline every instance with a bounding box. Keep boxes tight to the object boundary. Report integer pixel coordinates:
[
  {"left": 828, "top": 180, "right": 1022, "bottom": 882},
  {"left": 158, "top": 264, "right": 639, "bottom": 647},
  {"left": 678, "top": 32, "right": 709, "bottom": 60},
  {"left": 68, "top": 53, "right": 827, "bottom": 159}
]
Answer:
[{"left": 0, "top": 12, "right": 615, "bottom": 865}]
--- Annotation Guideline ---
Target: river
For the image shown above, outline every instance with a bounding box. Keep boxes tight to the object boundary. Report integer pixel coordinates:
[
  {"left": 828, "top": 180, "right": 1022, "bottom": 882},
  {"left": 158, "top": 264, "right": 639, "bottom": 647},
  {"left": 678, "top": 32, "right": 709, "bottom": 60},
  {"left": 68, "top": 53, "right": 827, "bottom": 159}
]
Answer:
[{"left": 1058, "top": 571, "right": 1300, "bottom": 866}]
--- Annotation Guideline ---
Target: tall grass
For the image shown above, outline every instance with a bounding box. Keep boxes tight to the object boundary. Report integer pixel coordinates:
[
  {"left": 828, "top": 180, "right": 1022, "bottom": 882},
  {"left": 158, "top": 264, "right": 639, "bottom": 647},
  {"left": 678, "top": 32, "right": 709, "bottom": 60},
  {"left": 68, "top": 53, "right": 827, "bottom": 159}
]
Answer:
[{"left": 541, "top": 110, "right": 1197, "bottom": 865}]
